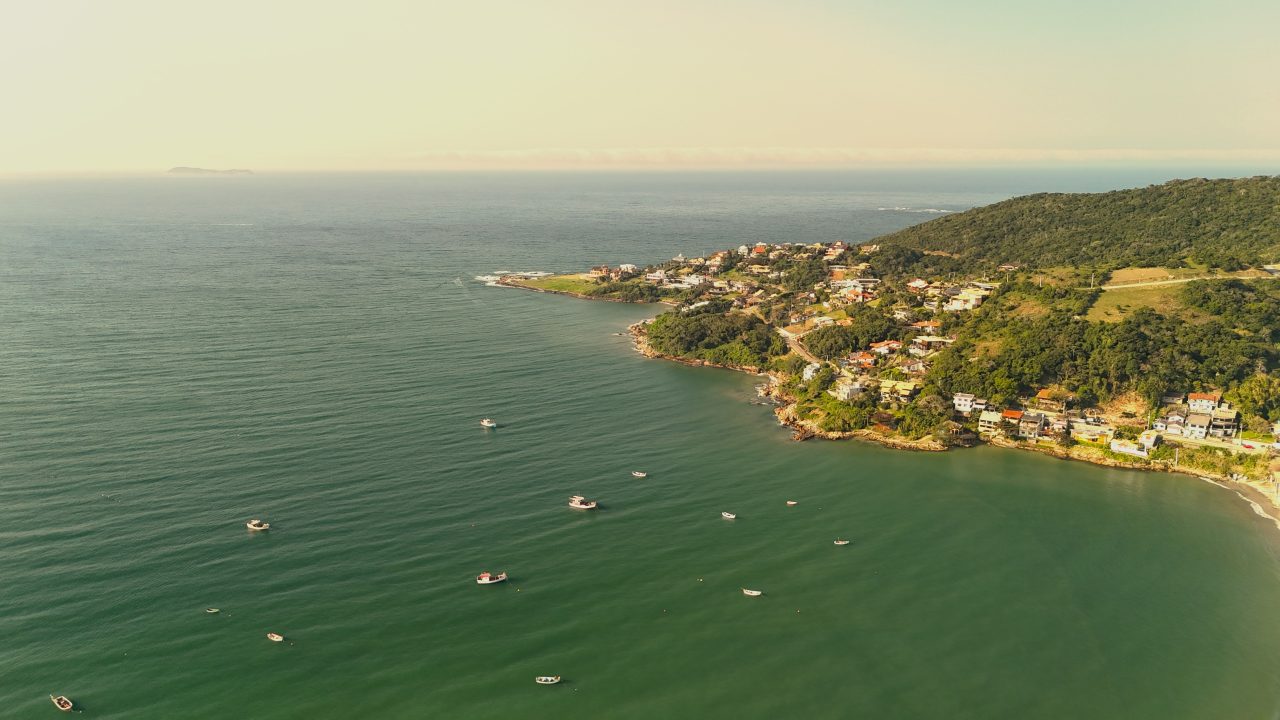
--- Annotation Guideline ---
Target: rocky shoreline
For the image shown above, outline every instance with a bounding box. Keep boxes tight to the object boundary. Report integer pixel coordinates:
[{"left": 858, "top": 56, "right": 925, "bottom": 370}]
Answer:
[
  {"left": 626, "top": 321, "right": 1280, "bottom": 526},
  {"left": 498, "top": 276, "right": 676, "bottom": 305}
]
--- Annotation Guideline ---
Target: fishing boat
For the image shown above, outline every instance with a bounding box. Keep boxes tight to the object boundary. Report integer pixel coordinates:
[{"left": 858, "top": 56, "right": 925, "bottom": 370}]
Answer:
[
  {"left": 741, "top": 588, "right": 763, "bottom": 597},
  {"left": 476, "top": 571, "right": 508, "bottom": 585},
  {"left": 480, "top": 418, "right": 498, "bottom": 428},
  {"left": 834, "top": 539, "right": 851, "bottom": 546},
  {"left": 535, "top": 676, "right": 562, "bottom": 685},
  {"left": 721, "top": 511, "right": 736, "bottom": 520},
  {"left": 786, "top": 500, "right": 798, "bottom": 506},
  {"left": 246, "top": 519, "right": 270, "bottom": 531},
  {"left": 568, "top": 495, "right": 598, "bottom": 510},
  {"left": 50, "top": 695, "right": 73, "bottom": 712},
  {"left": 631, "top": 471, "right": 647, "bottom": 478},
  {"left": 205, "top": 608, "right": 220, "bottom": 614},
  {"left": 266, "top": 632, "right": 285, "bottom": 642}
]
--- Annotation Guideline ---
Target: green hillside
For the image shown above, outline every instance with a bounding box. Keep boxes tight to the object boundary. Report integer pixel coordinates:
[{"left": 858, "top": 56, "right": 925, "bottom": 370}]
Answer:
[{"left": 873, "top": 176, "right": 1280, "bottom": 274}]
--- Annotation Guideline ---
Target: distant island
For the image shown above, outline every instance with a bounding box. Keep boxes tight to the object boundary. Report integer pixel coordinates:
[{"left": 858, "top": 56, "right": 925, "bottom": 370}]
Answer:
[
  {"left": 499, "top": 177, "right": 1280, "bottom": 519},
  {"left": 167, "top": 167, "right": 253, "bottom": 175}
]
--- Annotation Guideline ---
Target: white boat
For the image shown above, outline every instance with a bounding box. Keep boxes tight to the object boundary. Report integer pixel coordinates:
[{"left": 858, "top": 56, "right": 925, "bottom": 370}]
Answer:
[
  {"left": 476, "top": 571, "right": 508, "bottom": 585},
  {"left": 50, "top": 695, "right": 74, "bottom": 712},
  {"left": 205, "top": 608, "right": 220, "bottom": 614},
  {"left": 785, "top": 500, "right": 798, "bottom": 506},
  {"left": 834, "top": 539, "right": 850, "bottom": 546},
  {"left": 480, "top": 418, "right": 498, "bottom": 428},
  {"left": 535, "top": 676, "right": 562, "bottom": 685},
  {"left": 721, "top": 511, "right": 736, "bottom": 520},
  {"left": 741, "top": 588, "right": 762, "bottom": 597},
  {"left": 246, "top": 519, "right": 270, "bottom": 531},
  {"left": 631, "top": 471, "right": 647, "bottom": 478},
  {"left": 266, "top": 632, "right": 285, "bottom": 642},
  {"left": 568, "top": 495, "right": 598, "bottom": 510}
]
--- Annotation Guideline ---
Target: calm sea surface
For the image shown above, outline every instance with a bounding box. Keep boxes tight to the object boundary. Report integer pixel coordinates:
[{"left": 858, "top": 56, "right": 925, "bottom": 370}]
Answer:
[{"left": 3, "top": 170, "right": 1280, "bottom": 719}]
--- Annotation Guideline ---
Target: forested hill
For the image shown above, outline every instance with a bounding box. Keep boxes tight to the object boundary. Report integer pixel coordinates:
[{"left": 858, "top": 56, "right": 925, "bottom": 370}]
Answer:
[{"left": 871, "top": 176, "right": 1280, "bottom": 274}]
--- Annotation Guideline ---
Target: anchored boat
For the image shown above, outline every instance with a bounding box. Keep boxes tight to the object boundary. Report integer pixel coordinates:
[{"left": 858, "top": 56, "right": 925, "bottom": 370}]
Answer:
[
  {"left": 476, "top": 571, "right": 508, "bottom": 585},
  {"left": 568, "top": 495, "right": 598, "bottom": 510},
  {"left": 266, "top": 632, "right": 285, "bottom": 642},
  {"left": 50, "top": 695, "right": 73, "bottom": 712},
  {"left": 721, "top": 511, "right": 736, "bottom": 520},
  {"left": 480, "top": 418, "right": 498, "bottom": 428},
  {"left": 535, "top": 676, "right": 562, "bottom": 685},
  {"left": 631, "top": 471, "right": 647, "bottom": 478},
  {"left": 246, "top": 519, "right": 270, "bottom": 531},
  {"left": 741, "top": 588, "right": 763, "bottom": 597},
  {"left": 834, "top": 539, "right": 850, "bottom": 546}
]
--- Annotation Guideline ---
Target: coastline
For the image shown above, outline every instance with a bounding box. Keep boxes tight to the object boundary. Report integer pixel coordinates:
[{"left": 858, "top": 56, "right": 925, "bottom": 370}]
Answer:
[
  {"left": 497, "top": 276, "right": 678, "bottom": 305},
  {"left": 626, "top": 320, "right": 1280, "bottom": 527}
]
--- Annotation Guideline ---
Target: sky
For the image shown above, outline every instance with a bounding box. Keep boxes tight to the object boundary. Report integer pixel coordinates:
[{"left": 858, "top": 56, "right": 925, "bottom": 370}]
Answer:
[{"left": 2, "top": 0, "right": 1278, "bottom": 174}]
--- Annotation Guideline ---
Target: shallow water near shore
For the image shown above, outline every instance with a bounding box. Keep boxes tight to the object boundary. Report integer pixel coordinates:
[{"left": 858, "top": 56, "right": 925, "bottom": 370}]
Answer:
[{"left": 3, "top": 171, "right": 1280, "bottom": 718}]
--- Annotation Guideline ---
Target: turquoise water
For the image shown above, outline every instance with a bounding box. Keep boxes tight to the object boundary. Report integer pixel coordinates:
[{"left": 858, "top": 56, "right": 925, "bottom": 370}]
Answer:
[{"left": 3, "top": 171, "right": 1280, "bottom": 718}]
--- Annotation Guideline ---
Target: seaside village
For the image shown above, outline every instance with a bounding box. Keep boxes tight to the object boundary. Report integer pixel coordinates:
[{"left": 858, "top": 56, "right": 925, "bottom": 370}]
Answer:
[{"left": 574, "top": 241, "right": 1280, "bottom": 478}]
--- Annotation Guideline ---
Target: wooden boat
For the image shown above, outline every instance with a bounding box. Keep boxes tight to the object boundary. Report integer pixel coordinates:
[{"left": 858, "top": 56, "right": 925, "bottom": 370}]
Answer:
[
  {"left": 476, "top": 571, "right": 508, "bottom": 585},
  {"left": 50, "top": 695, "right": 73, "bottom": 712},
  {"left": 266, "top": 632, "right": 285, "bottom": 642},
  {"left": 568, "top": 495, "right": 598, "bottom": 510},
  {"left": 631, "top": 471, "right": 647, "bottom": 478},
  {"left": 721, "top": 511, "right": 736, "bottom": 520},
  {"left": 786, "top": 500, "right": 798, "bottom": 506},
  {"left": 480, "top": 418, "right": 498, "bottom": 428},
  {"left": 205, "top": 608, "right": 220, "bottom": 614},
  {"left": 741, "top": 588, "right": 763, "bottom": 597},
  {"left": 246, "top": 519, "right": 270, "bottom": 531},
  {"left": 535, "top": 676, "right": 562, "bottom": 685},
  {"left": 834, "top": 539, "right": 850, "bottom": 546}
]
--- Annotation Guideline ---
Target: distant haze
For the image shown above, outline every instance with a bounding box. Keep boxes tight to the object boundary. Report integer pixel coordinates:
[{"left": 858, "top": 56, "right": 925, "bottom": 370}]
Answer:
[{"left": 4, "top": 0, "right": 1279, "bottom": 175}]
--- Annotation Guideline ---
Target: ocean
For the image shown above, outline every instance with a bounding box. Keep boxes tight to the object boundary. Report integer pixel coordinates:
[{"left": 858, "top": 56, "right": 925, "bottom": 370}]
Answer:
[{"left": 2, "top": 169, "right": 1279, "bottom": 718}]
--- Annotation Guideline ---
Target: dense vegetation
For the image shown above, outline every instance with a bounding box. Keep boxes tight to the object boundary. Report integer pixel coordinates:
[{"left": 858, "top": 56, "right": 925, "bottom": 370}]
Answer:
[
  {"left": 646, "top": 309, "right": 786, "bottom": 367},
  {"left": 1181, "top": 279, "right": 1280, "bottom": 342},
  {"left": 873, "top": 177, "right": 1280, "bottom": 274},
  {"left": 803, "top": 308, "right": 899, "bottom": 359}
]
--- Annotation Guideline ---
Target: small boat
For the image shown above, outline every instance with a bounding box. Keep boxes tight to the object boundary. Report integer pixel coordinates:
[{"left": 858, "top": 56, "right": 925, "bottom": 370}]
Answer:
[
  {"left": 266, "top": 632, "right": 285, "bottom": 642},
  {"left": 50, "top": 695, "right": 74, "bottom": 712},
  {"left": 246, "top": 519, "right": 270, "bottom": 531},
  {"left": 476, "top": 571, "right": 508, "bottom": 585},
  {"left": 786, "top": 500, "right": 798, "bottom": 506},
  {"left": 535, "top": 676, "right": 562, "bottom": 685},
  {"left": 631, "top": 471, "right": 647, "bottom": 478},
  {"left": 721, "top": 511, "right": 736, "bottom": 520},
  {"left": 480, "top": 418, "right": 498, "bottom": 428},
  {"left": 568, "top": 495, "right": 598, "bottom": 510},
  {"left": 741, "top": 588, "right": 763, "bottom": 597},
  {"left": 205, "top": 608, "right": 221, "bottom": 614},
  {"left": 834, "top": 539, "right": 850, "bottom": 546}
]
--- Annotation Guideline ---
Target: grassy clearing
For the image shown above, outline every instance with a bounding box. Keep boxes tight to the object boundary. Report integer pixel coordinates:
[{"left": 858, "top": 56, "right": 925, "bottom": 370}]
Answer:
[
  {"left": 520, "top": 274, "right": 602, "bottom": 294},
  {"left": 1086, "top": 284, "right": 1196, "bottom": 322}
]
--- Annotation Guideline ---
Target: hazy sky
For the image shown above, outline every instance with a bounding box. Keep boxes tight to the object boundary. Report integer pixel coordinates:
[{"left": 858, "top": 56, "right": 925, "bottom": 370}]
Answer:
[{"left": 4, "top": 0, "right": 1278, "bottom": 173}]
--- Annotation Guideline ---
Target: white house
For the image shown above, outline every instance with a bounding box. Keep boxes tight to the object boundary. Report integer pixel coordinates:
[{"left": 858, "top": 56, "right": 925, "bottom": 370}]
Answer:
[
  {"left": 1185, "top": 413, "right": 1211, "bottom": 439},
  {"left": 1188, "top": 392, "right": 1221, "bottom": 414},
  {"left": 1111, "top": 439, "right": 1149, "bottom": 458},
  {"left": 978, "top": 410, "right": 1003, "bottom": 434},
  {"left": 953, "top": 393, "right": 976, "bottom": 414},
  {"left": 801, "top": 362, "right": 822, "bottom": 381}
]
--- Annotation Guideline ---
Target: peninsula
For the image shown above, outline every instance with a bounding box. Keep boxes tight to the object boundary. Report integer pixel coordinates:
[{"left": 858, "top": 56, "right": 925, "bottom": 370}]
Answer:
[{"left": 500, "top": 177, "right": 1280, "bottom": 515}]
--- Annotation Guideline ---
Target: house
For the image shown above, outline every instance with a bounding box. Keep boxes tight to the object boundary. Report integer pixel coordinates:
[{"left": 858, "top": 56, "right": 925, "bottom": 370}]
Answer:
[
  {"left": 1209, "top": 407, "right": 1239, "bottom": 438},
  {"left": 1018, "top": 412, "right": 1048, "bottom": 439},
  {"left": 910, "top": 319, "right": 942, "bottom": 331},
  {"left": 751, "top": 243, "right": 769, "bottom": 256},
  {"left": 1160, "top": 392, "right": 1185, "bottom": 406},
  {"left": 589, "top": 265, "right": 611, "bottom": 278},
  {"left": 909, "top": 335, "right": 955, "bottom": 356},
  {"left": 1185, "top": 413, "right": 1211, "bottom": 439},
  {"left": 906, "top": 279, "right": 930, "bottom": 294},
  {"left": 870, "top": 340, "right": 902, "bottom": 356},
  {"left": 902, "top": 360, "right": 930, "bottom": 375},
  {"left": 953, "top": 393, "right": 977, "bottom": 415},
  {"left": 1032, "top": 389, "right": 1070, "bottom": 413},
  {"left": 859, "top": 244, "right": 880, "bottom": 254},
  {"left": 848, "top": 351, "right": 876, "bottom": 369},
  {"left": 828, "top": 377, "right": 863, "bottom": 402},
  {"left": 879, "top": 380, "right": 920, "bottom": 403},
  {"left": 971, "top": 398, "right": 988, "bottom": 413},
  {"left": 1139, "top": 430, "right": 1162, "bottom": 449},
  {"left": 1154, "top": 412, "right": 1186, "bottom": 436},
  {"left": 1002, "top": 409, "right": 1024, "bottom": 424},
  {"left": 801, "top": 362, "right": 822, "bottom": 381},
  {"left": 1070, "top": 419, "right": 1112, "bottom": 443},
  {"left": 978, "top": 410, "right": 1004, "bottom": 434},
  {"left": 1111, "top": 439, "right": 1149, "bottom": 458},
  {"left": 892, "top": 309, "right": 914, "bottom": 322},
  {"left": 1188, "top": 392, "right": 1221, "bottom": 414},
  {"left": 997, "top": 263, "right": 1021, "bottom": 272}
]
